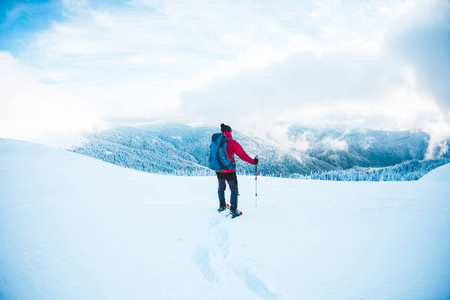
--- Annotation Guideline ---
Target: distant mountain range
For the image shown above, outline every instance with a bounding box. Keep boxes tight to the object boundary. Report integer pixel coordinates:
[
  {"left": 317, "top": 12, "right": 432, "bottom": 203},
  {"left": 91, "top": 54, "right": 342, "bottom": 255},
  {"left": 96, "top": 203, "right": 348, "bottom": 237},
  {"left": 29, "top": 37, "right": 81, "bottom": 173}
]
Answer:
[{"left": 69, "top": 123, "right": 450, "bottom": 180}]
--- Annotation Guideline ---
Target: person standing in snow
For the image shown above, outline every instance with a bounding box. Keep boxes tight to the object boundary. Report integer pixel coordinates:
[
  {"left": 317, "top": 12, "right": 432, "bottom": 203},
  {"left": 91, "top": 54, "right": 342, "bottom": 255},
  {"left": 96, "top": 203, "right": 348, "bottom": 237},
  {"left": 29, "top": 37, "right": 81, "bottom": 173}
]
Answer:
[{"left": 216, "top": 123, "right": 258, "bottom": 218}]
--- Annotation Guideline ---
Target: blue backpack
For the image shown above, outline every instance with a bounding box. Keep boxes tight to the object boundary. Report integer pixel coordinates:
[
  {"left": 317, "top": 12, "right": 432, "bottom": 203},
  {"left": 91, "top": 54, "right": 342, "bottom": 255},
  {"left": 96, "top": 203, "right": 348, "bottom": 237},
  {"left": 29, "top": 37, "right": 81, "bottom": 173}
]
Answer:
[{"left": 209, "top": 133, "right": 236, "bottom": 171}]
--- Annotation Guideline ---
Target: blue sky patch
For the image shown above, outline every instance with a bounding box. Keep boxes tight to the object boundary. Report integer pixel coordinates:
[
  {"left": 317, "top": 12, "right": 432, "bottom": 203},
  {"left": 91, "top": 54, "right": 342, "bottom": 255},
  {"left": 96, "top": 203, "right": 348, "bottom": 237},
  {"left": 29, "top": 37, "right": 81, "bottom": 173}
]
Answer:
[{"left": 0, "top": 0, "right": 64, "bottom": 53}]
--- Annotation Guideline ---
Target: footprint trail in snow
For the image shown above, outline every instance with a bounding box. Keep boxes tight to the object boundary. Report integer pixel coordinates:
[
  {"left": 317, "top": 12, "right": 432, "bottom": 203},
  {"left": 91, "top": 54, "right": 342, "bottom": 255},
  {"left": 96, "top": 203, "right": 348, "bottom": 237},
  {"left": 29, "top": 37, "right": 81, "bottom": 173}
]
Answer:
[{"left": 194, "top": 212, "right": 278, "bottom": 299}]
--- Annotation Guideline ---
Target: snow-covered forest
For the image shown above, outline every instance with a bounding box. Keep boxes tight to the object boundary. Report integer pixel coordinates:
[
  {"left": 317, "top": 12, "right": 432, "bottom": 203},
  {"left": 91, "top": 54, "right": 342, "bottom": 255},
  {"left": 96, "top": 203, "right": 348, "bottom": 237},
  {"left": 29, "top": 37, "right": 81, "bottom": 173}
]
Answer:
[
  {"left": 69, "top": 124, "right": 450, "bottom": 180},
  {"left": 309, "top": 158, "right": 450, "bottom": 181}
]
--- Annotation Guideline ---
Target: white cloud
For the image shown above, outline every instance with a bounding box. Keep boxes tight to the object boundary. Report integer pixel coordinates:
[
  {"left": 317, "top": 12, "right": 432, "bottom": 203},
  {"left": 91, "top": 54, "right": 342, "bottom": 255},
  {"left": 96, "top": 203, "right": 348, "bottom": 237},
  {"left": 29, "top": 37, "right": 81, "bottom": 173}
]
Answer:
[
  {"left": 0, "top": 52, "right": 101, "bottom": 147},
  {"left": 322, "top": 137, "right": 348, "bottom": 152},
  {"left": 425, "top": 115, "right": 450, "bottom": 159},
  {"left": 2, "top": 0, "right": 449, "bottom": 146}
]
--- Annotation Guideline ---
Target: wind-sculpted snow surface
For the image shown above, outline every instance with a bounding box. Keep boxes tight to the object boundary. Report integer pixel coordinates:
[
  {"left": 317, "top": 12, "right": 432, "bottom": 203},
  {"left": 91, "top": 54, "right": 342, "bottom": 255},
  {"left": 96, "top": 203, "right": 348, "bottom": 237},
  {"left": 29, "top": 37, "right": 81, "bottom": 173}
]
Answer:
[{"left": 1, "top": 138, "right": 449, "bottom": 299}]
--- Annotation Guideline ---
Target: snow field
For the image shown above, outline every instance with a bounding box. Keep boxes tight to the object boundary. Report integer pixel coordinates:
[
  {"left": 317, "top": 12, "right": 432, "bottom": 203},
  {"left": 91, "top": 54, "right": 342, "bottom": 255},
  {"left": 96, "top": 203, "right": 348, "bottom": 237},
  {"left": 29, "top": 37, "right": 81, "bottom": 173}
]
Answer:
[{"left": 0, "top": 139, "right": 449, "bottom": 299}]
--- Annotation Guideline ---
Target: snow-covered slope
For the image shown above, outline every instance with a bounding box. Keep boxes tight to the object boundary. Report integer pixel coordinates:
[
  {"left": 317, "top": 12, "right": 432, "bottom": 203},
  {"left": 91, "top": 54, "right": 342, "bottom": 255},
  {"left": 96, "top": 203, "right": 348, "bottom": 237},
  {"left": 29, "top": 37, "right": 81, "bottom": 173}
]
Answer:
[{"left": 1, "top": 138, "right": 449, "bottom": 300}]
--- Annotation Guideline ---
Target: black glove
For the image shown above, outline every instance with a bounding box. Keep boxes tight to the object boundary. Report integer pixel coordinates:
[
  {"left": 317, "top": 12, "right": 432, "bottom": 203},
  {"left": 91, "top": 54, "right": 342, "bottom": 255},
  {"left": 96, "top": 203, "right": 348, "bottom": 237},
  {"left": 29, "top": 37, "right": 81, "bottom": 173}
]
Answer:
[{"left": 254, "top": 157, "right": 259, "bottom": 165}]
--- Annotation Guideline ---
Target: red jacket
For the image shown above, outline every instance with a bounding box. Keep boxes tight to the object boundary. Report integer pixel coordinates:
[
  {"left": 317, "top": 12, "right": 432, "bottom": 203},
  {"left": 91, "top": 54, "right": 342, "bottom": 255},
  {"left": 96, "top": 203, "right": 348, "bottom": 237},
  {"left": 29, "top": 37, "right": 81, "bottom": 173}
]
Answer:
[{"left": 217, "top": 131, "right": 255, "bottom": 173}]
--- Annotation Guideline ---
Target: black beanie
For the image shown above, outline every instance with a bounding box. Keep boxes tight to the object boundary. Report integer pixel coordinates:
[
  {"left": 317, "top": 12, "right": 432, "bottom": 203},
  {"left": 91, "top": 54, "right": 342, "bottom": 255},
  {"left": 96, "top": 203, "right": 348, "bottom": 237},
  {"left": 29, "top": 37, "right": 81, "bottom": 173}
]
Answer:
[{"left": 221, "top": 123, "right": 231, "bottom": 133}]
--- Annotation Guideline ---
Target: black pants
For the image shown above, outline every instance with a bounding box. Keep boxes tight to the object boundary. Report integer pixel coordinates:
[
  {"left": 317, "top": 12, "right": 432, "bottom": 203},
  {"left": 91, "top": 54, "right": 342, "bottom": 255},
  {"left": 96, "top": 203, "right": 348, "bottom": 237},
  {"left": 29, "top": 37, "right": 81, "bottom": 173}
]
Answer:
[
  {"left": 216, "top": 171, "right": 239, "bottom": 210},
  {"left": 216, "top": 171, "right": 238, "bottom": 193}
]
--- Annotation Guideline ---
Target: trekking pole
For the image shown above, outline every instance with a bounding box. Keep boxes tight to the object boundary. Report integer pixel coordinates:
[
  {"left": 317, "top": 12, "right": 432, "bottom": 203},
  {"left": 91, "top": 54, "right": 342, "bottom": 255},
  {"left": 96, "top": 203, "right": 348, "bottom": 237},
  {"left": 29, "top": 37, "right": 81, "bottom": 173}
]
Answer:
[{"left": 255, "top": 159, "right": 258, "bottom": 207}]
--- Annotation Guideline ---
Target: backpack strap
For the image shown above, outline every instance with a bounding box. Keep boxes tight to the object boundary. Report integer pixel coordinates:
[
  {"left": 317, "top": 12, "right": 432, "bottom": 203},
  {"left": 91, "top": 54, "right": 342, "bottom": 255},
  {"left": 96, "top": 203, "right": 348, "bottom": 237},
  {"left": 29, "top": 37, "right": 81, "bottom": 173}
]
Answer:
[{"left": 219, "top": 136, "right": 230, "bottom": 148}]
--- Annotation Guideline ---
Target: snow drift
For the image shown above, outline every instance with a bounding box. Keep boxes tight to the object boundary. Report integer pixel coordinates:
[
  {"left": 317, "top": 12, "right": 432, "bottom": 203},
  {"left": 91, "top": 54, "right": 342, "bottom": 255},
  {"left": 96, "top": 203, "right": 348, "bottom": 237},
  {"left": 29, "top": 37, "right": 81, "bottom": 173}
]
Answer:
[{"left": 0, "top": 138, "right": 449, "bottom": 299}]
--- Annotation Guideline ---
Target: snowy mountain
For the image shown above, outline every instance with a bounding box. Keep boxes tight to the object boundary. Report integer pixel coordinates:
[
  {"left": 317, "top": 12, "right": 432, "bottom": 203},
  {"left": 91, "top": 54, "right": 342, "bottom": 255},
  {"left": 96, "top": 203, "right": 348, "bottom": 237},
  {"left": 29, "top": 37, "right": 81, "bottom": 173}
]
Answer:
[
  {"left": 69, "top": 123, "right": 450, "bottom": 179},
  {"left": 288, "top": 126, "right": 432, "bottom": 168},
  {"left": 1, "top": 138, "right": 449, "bottom": 299}
]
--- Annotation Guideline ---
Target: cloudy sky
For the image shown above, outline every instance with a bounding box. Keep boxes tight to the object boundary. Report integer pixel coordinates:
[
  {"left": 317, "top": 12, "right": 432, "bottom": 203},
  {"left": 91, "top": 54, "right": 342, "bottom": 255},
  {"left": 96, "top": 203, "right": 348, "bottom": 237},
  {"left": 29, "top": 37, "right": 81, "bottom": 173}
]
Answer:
[{"left": 0, "top": 0, "right": 449, "bottom": 145}]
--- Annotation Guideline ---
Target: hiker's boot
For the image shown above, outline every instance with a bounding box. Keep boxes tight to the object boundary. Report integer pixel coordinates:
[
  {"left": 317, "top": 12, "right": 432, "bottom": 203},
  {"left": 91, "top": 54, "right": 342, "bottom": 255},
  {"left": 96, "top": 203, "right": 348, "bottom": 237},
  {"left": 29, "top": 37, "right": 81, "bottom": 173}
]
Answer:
[
  {"left": 217, "top": 191, "right": 227, "bottom": 212},
  {"left": 230, "top": 192, "right": 238, "bottom": 212}
]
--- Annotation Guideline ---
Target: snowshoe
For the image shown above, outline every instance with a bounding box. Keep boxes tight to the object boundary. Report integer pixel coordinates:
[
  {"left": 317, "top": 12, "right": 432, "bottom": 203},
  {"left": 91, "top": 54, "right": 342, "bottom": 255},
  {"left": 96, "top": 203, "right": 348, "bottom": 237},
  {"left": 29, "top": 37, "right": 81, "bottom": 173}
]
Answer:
[
  {"left": 217, "top": 204, "right": 230, "bottom": 212},
  {"left": 229, "top": 209, "right": 242, "bottom": 219},
  {"left": 217, "top": 206, "right": 227, "bottom": 212}
]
